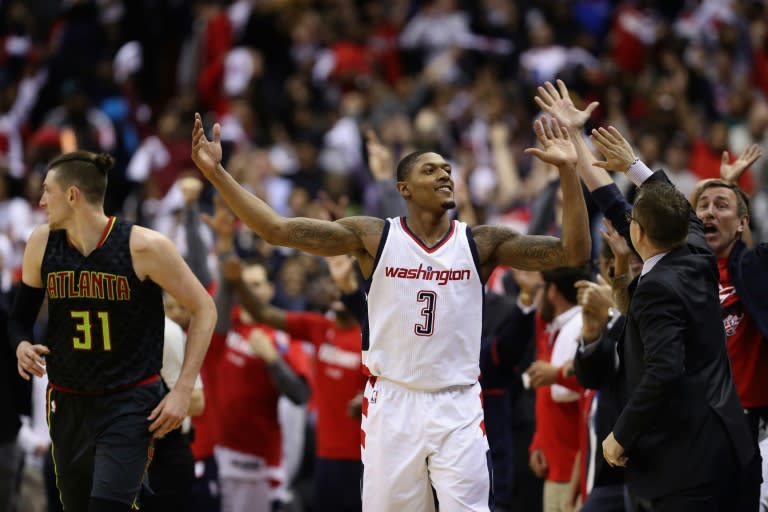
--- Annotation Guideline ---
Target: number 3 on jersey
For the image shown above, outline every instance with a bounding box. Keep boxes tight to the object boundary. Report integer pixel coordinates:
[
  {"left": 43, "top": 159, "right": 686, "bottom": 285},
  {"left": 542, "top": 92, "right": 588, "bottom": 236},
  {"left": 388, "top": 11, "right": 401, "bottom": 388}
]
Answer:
[
  {"left": 415, "top": 290, "right": 436, "bottom": 336},
  {"left": 71, "top": 310, "right": 113, "bottom": 351}
]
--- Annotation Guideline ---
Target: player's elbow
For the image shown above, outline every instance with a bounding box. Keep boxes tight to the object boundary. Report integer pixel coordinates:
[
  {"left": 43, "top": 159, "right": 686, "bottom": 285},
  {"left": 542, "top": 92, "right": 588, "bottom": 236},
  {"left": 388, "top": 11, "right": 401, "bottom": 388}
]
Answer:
[
  {"left": 194, "top": 293, "right": 218, "bottom": 333},
  {"left": 564, "top": 243, "right": 591, "bottom": 267},
  {"left": 566, "top": 254, "right": 591, "bottom": 267},
  {"left": 255, "top": 218, "right": 290, "bottom": 247}
]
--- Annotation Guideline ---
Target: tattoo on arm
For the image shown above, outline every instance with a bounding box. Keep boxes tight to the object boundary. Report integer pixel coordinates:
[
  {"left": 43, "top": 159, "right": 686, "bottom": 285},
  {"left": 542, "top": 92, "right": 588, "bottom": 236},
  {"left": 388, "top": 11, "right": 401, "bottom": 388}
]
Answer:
[
  {"left": 474, "top": 225, "right": 566, "bottom": 270},
  {"left": 515, "top": 236, "right": 565, "bottom": 268},
  {"left": 271, "top": 216, "right": 383, "bottom": 256}
]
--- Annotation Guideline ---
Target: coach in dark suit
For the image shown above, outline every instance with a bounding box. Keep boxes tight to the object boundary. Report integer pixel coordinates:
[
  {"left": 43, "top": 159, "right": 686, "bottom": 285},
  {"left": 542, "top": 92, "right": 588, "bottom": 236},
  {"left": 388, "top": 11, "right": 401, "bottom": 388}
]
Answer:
[{"left": 588, "top": 127, "right": 756, "bottom": 511}]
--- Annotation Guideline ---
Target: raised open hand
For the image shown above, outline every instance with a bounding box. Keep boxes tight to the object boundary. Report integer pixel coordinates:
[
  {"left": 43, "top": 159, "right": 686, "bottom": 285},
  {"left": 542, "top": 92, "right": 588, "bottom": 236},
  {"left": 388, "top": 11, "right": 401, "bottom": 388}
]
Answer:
[
  {"left": 201, "top": 195, "right": 236, "bottom": 241},
  {"left": 326, "top": 254, "right": 358, "bottom": 293},
  {"left": 191, "top": 113, "right": 223, "bottom": 179},
  {"left": 524, "top": 117, "right": 578, "bottom": 168},
  {"left": 590, "top": 126, "right": 636, "bottom": 173},
  {"left": 720, "top": 143, "right": 763, "bottom": 184},
  {"left": 534, "top": 79, "right": 598, "bottom": 130},
  {"left": 366, "top": 129, "right": 395, "bottom": 181},
  {"left": 220, "top": 254, "right": 244, "bottom": 284},
  {"left": 600, "top": 218, "right": 631, "bottom": 262},
  {"left": 179, "top": 175, "right": 204, "bottom": 205}
]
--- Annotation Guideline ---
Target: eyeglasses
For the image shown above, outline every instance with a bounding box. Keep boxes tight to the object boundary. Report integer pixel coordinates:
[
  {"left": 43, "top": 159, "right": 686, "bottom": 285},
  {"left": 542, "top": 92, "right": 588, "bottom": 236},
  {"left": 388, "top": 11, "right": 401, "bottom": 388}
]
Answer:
[{"left": 625, "top": 210, "right": 643, "bottom": 230}]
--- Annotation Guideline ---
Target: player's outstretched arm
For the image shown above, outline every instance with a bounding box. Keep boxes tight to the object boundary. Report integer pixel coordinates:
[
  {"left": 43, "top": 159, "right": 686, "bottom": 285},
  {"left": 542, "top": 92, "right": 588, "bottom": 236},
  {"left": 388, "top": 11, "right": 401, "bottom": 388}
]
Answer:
[
  {"left": 474, "top": 118, "right": 591, "bottom": 272},
  {"left": 191, "top": 113, "right": 381, "bottom": 257}
]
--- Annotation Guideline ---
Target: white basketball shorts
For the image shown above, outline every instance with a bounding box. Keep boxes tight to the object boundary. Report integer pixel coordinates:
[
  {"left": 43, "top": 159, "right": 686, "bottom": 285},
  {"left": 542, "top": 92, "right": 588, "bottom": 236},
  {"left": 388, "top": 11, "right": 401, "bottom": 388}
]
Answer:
[{"left": 360, "top": 378, "right": 492, "bottom": 512}]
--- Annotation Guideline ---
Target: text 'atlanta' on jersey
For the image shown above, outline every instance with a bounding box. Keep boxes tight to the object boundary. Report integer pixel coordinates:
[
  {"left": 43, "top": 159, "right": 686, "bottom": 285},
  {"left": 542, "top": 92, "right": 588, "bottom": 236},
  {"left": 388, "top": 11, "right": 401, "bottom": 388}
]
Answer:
[
  {"left": 363, "top": 217, "right": 484, "bottom": 390},
  {"left": 41, "top": 217, "right": 164, "bottom": 392}
]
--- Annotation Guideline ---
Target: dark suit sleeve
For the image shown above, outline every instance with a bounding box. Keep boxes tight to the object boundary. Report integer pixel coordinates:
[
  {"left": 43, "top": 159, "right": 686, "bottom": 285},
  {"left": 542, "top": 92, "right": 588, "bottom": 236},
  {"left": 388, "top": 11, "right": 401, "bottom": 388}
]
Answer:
[
  {"left": 573, "top": 315, "right": 625, "bottom": 389},
  {"left": 590, "top": 182, "right": 632, "bottom": 248},
  {"left": 612, "top": 279, "right": 687, "bottom": 450}
]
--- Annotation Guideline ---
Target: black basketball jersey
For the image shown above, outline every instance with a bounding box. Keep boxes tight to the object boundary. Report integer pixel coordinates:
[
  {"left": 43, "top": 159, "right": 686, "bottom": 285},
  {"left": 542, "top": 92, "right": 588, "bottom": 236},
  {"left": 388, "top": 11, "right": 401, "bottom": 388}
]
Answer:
[{"left": 41, "top": 217, "right": 164, "bottom": 392}]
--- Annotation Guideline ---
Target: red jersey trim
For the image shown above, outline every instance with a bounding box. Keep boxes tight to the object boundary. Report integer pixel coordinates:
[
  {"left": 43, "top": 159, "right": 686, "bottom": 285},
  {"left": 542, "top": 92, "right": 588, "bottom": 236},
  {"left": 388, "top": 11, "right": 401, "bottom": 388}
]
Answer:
[
  {"left": 65, "top": 216, "right": 116, "bottom": 250},
  {"left": 97, "top": 216, "right": 117, "bottom": 248},
  {"left": 399, "top": 217, "right": 456, "bottom": 253}
]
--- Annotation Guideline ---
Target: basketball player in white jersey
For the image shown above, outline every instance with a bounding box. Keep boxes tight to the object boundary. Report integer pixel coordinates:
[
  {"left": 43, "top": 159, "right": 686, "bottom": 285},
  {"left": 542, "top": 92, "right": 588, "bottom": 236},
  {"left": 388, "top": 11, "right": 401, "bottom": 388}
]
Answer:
[{"left": 191, "top": 113, "right": 591, "bottom": 512}]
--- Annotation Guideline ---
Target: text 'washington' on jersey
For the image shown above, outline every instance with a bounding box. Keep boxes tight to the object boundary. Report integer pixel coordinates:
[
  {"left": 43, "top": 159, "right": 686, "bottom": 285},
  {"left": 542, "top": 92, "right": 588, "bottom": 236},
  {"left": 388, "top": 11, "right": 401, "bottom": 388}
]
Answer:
[
  {"left": 383, "top": 263, "right": 472, "bottom": 286},
  {"left": 46, "top": 270, "right": 131, "bottom": 300}
]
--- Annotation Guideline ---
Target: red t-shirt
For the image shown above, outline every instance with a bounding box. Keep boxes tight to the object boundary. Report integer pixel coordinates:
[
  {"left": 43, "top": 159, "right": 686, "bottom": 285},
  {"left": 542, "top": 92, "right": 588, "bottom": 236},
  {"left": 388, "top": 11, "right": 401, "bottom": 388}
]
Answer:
[
  {"left": 718, "top": 259, "right": 768, "bottom": 408},
  {"left": 529, "top": 315, "right": 581, "bottom": 483},
  {"left": 286, "top": 312, "right": 366, "bottom": 460},
  {"left": 206, "top": 314, "right": 312, "bottom": 466}
]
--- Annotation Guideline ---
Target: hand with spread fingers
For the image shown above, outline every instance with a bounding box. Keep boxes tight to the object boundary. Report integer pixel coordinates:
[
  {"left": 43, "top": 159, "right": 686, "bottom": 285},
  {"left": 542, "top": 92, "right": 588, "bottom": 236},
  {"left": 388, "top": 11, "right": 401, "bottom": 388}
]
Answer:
[
  {"left": 326, "top": 254, "right": 358, "bottom": 294},
  {"left": 366, "top": 129, "right": 395, "bottom": 181},
  {"left": 524, "top": 117, "right": 578, "bottom": 169},
  {"left": 534, "top": 79, "right": 599, "bottom": 131},
  {"left": 201, "top": 194, "right": 237, "bottom": 253},
  {"left": 590, "top": 126, "right": 636, "bottom": 173},
  {"left": 720, "top": 143, "right": 763, "bottom": 184},
  {"left": 191, "top": 113, "right": 223, "bottom": 180},
  {"left": 600, "top": 219, "right": 631, "bottom": 277}
]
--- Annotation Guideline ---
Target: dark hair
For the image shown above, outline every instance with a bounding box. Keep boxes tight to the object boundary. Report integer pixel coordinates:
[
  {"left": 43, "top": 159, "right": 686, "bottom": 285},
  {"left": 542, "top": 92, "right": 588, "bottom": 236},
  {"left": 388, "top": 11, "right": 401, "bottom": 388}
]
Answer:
[
  {"left": 48, "top": 150, "right": 113, "bottom": 204},
  {"left": 633, "top": 180, "right": 689, "bottom": 250},
  {"left": 396, "top": 150, "right": 430, "bottom": 181},
  {"left": 541, "top": 265, "right": 592, "bottom": 305},
  {"left": 695, "top": 179, "right": 750, "bottom": 217}
]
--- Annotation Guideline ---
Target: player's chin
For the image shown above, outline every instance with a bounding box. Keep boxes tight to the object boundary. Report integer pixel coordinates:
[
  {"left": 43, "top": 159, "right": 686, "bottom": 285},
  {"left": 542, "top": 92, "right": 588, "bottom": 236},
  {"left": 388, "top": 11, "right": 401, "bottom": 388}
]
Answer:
[{"left": 441, "top": 199, "right": 457, "bottom": 210}]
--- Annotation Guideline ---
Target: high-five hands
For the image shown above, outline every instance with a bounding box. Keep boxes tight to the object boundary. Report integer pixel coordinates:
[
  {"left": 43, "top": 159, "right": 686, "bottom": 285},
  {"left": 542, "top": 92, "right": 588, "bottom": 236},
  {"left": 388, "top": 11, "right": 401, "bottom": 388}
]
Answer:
[
  {"left": 534, "top": 79, "right": 599, "bottom": 131},
  {"left": 524, "top": 117, "right": 578, "bottom": 169},
  {"left": 590, "top": 126, "right": 636, "bottom": 173}
]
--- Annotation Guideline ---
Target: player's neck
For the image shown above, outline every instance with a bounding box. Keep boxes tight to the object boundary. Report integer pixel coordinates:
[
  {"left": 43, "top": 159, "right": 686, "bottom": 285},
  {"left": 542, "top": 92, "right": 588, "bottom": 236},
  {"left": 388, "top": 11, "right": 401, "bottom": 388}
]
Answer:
[
  {"left": 404, "top": 212, "right": 452, "bottom": 246},
  {"left": 65, "top": 209, "right": 112, "bottom": 256}
]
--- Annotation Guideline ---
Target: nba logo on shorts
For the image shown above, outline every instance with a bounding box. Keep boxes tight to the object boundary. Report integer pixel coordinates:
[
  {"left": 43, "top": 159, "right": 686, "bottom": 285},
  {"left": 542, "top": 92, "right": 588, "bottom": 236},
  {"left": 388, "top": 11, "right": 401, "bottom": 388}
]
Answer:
[
  {"left": 51, "top": 400, "right": 56, "bottom": 413},
  {"left": 370, "top": 390, "right": 378, "bottom": 404}
]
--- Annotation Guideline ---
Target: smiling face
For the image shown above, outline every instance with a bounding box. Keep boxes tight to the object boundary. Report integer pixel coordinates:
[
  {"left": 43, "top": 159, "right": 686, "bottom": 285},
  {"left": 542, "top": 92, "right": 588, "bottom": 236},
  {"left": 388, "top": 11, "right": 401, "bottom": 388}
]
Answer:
[
  {"left": 399, "top": 152, "right": 455, "bottom": 213},
  {"left": 39, "top": 169, "right": 74, "bottom": 230},
  {"left": 695, "top": 185, "right": 748, "bottom": 258}
]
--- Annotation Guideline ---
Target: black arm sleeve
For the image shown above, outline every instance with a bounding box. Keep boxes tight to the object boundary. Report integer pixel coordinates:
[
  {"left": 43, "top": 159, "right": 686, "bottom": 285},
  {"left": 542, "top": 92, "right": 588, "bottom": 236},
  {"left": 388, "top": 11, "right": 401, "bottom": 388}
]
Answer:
[
  {"left": 266, "top": 358, "right": 310, "bottom": 405},
  {"left": 7, "top": 283, "right": 46, "bottom": 350}
]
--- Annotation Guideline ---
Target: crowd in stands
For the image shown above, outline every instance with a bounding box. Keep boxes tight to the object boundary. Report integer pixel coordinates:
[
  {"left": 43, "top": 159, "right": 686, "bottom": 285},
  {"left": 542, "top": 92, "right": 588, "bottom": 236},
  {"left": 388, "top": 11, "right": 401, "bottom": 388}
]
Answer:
[{"left": 2, "top": 0, "right": 768, "bottom": 511}]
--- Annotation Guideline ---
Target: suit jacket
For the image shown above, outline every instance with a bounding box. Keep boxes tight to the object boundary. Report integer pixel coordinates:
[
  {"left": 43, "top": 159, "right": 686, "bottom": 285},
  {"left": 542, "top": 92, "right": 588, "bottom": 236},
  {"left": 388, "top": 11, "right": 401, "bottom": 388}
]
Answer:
[
  {"left": 574, "top": 315, "right": 627, "bottom": 490},
  {"left": 610, "top": 173, "right": 754, "bottom": 499}
]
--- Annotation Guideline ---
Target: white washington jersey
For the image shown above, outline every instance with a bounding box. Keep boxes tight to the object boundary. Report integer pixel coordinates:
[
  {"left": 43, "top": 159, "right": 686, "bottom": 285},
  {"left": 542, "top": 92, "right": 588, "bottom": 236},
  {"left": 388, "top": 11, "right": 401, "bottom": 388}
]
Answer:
[{"left": 363, "top": 217, "right": 484, "bottom": 391}]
